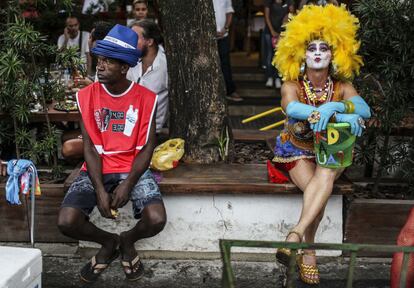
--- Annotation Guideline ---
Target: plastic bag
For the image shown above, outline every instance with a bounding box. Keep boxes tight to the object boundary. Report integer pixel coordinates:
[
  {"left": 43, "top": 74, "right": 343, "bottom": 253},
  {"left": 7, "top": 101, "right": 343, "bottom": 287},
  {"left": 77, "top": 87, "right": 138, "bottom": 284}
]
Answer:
[{"left": 150, "top": 138, "right": 185, "bottom": 171}]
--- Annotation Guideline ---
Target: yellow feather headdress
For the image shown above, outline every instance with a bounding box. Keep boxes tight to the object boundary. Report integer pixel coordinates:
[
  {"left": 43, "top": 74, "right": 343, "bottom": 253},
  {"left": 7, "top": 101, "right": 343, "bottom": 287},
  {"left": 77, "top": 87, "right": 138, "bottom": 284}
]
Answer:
[{"left": 273, "top": 4, "right": 363, "bottom": 81}]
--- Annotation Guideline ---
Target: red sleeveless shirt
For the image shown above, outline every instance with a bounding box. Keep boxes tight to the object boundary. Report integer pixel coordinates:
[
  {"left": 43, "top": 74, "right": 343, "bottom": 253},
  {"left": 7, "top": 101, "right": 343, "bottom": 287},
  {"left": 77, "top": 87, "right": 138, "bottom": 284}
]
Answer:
[{"left": 76, "top": 82, "right": 157, "bottom": 174}]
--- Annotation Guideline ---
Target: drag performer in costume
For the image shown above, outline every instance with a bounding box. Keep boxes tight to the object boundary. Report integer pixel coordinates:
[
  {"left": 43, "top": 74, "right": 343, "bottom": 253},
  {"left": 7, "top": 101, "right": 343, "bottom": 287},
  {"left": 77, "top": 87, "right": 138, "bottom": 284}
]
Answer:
[{"left": 272, "top": 5, "right": 371, "bottom": 285}]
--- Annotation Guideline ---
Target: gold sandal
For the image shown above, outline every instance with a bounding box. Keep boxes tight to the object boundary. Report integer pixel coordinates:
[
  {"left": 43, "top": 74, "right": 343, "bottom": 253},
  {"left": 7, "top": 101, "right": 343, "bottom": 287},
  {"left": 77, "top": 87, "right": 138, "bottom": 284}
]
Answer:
[
  {"left": 275, "top": 230, "right": 303, "bottom": 266},
  {"left": 297, "top": 250, "right": 320, "bottom": 285}
]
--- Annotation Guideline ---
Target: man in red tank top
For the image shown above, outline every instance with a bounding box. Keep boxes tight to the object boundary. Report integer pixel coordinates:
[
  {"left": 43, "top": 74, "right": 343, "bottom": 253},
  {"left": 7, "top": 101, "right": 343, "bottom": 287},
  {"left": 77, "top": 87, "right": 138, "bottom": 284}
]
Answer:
[{"left": 57, "top": 25, "right": 166, "bottom": 283}]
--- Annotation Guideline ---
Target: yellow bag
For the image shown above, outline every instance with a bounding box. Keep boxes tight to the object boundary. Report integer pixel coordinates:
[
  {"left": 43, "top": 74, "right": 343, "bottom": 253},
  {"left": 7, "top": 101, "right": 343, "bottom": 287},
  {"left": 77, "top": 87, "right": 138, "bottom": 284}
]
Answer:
[{"left": 150, "top": 138, "right": 185, "bottom": 171}]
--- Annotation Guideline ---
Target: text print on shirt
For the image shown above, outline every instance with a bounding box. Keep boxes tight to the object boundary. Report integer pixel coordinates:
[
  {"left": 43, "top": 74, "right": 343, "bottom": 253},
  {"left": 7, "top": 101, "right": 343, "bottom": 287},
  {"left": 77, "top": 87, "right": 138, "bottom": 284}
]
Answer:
[{"left": 93, "top": 105, "right": 139, "bottom": 136}]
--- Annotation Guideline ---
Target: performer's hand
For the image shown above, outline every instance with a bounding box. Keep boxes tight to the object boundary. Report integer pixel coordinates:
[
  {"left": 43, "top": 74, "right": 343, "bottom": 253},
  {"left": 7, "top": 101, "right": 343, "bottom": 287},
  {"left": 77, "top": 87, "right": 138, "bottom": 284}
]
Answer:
[
  {"left": 111, "top": 181, "right": 131, "bottom": 210},
  {"left": 96, "top": 190, "right": 114, "bottom": 219},
  {"left": 335, "top": 113, "right": 364, "bottom": 137},
  {"left": 312, "top": 102, "right": 346, "bottom": 132}
]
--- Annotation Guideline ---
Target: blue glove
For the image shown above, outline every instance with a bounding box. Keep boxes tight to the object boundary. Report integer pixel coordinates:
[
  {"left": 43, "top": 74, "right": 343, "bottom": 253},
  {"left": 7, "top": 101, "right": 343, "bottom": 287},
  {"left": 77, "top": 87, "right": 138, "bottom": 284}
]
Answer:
[
  {"left": 335, "top": 113, "right": 364, "bottom": 137},
  {"left": 312, "top": 102, "right": 345, "bottom": 132},
  {"left": 348, "top": 96, "right": 371, "bottom": 119},
  {"left": 285, "top": 101, "right": 315, "bottom": 120}
]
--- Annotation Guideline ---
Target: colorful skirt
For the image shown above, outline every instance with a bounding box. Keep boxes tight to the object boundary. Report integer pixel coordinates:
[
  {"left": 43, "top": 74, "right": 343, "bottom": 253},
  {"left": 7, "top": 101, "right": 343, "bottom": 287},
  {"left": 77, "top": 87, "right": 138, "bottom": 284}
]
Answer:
[{"left": 272, "top": 118, "right": 315, "bottom": 171}]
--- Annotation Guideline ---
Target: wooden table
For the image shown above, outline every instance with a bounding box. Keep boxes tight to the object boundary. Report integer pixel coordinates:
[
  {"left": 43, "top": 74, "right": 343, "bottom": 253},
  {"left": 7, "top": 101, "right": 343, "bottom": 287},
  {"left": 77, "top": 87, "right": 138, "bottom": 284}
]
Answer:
[{"left": 0, "top": 103, "right": 81, "bottom": 122}]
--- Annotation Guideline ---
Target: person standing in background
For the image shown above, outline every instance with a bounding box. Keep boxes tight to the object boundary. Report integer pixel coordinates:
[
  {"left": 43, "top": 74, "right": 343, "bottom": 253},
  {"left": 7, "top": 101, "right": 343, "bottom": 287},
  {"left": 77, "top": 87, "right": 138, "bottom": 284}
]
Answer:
[
  {"left": 298, "top": 0, "right": 338, "bottom": 9},
  {"left": 213, "top": 0, "right": 243, "bottom": 102},
  {"left": 263, "top": 0, "right": 295, "bottom": 89}
]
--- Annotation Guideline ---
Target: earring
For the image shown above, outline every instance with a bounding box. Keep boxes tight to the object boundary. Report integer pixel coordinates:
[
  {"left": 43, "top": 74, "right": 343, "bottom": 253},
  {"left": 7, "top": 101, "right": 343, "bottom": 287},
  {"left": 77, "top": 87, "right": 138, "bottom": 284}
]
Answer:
[{"left": 300, "top": 62, "right": 306, "bottom": 75}]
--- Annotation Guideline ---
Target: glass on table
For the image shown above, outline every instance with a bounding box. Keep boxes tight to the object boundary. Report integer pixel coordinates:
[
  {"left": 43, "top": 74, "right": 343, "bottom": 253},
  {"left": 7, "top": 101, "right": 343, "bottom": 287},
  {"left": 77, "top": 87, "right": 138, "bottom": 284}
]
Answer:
[{"left": 49, "top": 64, "right": 61, "bottom": 82}]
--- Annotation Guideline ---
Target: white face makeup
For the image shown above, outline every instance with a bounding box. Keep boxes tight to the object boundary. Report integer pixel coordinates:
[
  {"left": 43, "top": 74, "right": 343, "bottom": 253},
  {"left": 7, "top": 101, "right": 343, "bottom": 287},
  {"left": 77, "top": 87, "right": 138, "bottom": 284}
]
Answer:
[{"left": 305, "top": 40, "right": 332, "bottom": 70}]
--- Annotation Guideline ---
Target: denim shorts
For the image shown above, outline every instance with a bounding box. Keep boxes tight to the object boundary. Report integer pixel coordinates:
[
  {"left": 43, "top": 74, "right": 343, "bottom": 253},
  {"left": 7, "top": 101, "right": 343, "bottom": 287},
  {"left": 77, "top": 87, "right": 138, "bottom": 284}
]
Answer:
[{"left": 61, "top": 170, "right": 163, "bottom": 219}]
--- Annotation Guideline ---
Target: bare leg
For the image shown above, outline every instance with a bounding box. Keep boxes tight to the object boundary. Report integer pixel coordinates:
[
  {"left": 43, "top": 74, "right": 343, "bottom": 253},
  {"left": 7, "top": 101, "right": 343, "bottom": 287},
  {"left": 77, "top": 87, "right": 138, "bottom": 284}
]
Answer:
[
  {"left": 57, "top": 207, "right": 119, "bottom": 263},
  {"left": 119, "top": 202, "right": 166, "bottom": 264},
  {"left": 62, "top": 138, "right": 84, "bottom": 160},
  {"left": 304, "top": 169, "right": 343, "bottom": 244},
  {"left": 291, "top": 166, "right": 340, "bottom": 237},
  {"left": 288, "top": 162, "right": 343, "bottom": 266},
  {"left": 287, "top": 159, "right": 316, "bottom": 243}
]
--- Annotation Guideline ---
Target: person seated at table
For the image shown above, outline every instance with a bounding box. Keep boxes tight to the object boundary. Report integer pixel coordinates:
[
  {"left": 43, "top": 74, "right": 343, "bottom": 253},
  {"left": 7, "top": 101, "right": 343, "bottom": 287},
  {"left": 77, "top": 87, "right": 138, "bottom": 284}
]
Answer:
[
  {"left": 61, "top": 22, "right": 114, "bottom": 161},
  {"left": 128, "top": 19, "right": 169, "bottom": 136},
  {"left": 132, "top": 0, "right": 149, "bottom": 21},
  {"left": 85, "top": 21, "right": 115, "bottom": 83},
  {"left": 57, "top": 16, "right": 90, "bottom": 67}
]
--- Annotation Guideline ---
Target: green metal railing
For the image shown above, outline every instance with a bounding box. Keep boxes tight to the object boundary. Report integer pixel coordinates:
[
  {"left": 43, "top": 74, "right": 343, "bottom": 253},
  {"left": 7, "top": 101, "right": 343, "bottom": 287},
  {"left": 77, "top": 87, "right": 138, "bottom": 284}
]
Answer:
[{"left": 220, "top": 239, "right": 414, "bottom": 288}]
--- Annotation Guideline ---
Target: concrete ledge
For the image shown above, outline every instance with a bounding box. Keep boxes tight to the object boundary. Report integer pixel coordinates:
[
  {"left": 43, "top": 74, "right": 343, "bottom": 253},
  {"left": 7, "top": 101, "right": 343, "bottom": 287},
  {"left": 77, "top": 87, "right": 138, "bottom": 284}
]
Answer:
[
  {"left": 79, "top": 164, "right": 348, "bottom": 256},
  {"left": 82, "top": 194, "right": 343, "bottom": 256}
]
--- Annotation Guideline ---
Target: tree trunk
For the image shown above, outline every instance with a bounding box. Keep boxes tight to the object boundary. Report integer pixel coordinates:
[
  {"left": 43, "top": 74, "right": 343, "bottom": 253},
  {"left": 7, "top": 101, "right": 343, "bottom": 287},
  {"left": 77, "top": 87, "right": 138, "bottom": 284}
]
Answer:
[{"left": 158, "top": 0, "right": 227, "bottom": 163}]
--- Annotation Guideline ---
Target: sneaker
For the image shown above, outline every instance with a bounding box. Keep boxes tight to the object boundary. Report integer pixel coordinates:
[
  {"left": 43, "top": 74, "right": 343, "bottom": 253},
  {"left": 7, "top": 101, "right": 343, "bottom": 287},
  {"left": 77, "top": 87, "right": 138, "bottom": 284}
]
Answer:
[
  {"left": 275, "top": 78, "right": 282, "bottom": 89},
  {"left": 225, "top": 92, "right": 243, "bottom": 102},
  {"left": 265, "top": 77, "right": 273, "bottom": 88}
]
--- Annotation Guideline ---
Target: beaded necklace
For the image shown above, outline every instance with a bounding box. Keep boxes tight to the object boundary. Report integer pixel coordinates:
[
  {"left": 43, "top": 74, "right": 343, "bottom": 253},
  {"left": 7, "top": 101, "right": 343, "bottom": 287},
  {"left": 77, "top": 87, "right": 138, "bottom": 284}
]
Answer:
[{"left": 303, "top": 75, "right": 334, "bottom": 106}]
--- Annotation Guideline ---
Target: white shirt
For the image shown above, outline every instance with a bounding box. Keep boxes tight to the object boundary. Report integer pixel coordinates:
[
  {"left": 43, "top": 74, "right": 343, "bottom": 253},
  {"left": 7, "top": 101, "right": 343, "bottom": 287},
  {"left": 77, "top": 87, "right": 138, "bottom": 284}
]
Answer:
[
  {"left": 57, "top": 31, "right": 90, "bottom": 64},
  {"left": 82, "top": 0, "right": 114, "bottom": 14},
  {"left": 212, "top": 0, "right": 234, "bottom": 37},
  {"left": 127, "top": 45, "right": 169, "bottom": 133}
]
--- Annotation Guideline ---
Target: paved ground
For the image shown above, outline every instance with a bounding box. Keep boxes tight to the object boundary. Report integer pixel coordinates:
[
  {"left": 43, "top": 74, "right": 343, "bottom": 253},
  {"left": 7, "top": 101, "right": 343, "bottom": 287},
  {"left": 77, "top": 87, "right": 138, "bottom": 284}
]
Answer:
[
  {"left": 1, "top": 242, "right": 391, "bottom": 287},
  {"left": 42, "top": 255, "right": 391, "bottom": 288}
]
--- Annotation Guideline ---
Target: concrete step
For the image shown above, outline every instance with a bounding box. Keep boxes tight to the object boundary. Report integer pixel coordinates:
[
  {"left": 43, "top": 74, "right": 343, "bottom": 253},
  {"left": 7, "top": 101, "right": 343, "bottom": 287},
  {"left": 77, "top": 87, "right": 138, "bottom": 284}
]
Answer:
[
  {"left": 233, "top": 72, "right": 266, "bottom": 82},
  {"left": 233, "top": 67, "right": 266, "bottom": 82},
  {"left": 230, "top": 51, "right": 259, "bottom": 68},
  {"left": 229, "top": 115, "right": 284, "bottom": 130},
  {"left": 228, "top": 104, "right": 279, "bottom": 116},
  {"left": 238, "top": 88, "right": 276, "bottom": 98}
]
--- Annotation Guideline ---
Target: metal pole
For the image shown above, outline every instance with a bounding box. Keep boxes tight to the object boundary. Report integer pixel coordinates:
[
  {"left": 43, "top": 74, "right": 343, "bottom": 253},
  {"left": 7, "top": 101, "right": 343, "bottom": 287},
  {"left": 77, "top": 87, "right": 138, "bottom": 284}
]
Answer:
[
  {"left": 242, "top": 107, "right": 283, "bottom": 124},
  {"left": 286, "top": 249, "right": 297, "bottom": 288},
  {"left": 399, "top": 252, "right": 410, "bottom": 288},
  {"left": 220, "top": 240, "right": 235, "bottom": 288},
  {"left": 30, "top": 168, "right": 35, "bottom": 247},
  {"left": 260, "top": 120, "right": 285, "bottom": 131},
  {"left": 346, "top": 251, "right": 357, "bottom": 288}
]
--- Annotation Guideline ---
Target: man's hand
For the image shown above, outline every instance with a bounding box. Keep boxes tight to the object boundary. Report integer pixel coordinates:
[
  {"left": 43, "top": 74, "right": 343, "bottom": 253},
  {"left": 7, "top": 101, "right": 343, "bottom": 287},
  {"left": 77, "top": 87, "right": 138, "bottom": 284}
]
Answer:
[
  {"left": 75, "top": 76, "right": 93, "bottom": 88},
  {"left": 96, "top": 190, "right": 114, "bottom": 219},
  {"left": 111, "top": 181, "right": 132, "bottom": 210},
  {"left": 216, "top": 29, "right": 226, "bottom": 38},
  {"left": 63, "top": 27, "right": 70, "bottom": 41}
]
